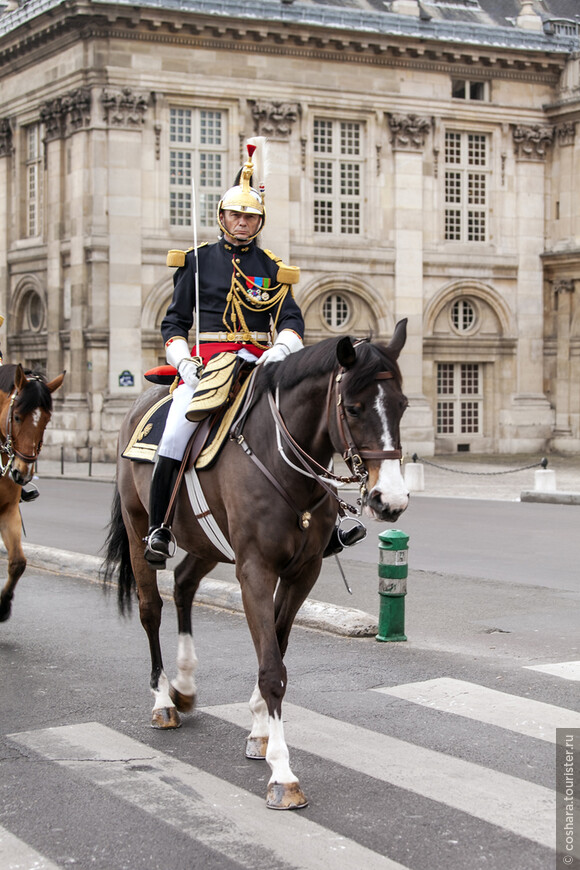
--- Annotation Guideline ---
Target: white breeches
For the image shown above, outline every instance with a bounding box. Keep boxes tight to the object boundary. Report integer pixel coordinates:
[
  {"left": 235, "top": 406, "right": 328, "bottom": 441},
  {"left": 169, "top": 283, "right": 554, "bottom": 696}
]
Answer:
[
  {"left": 157, "top": 348, "right": 258, "bottom": 461},
  {"left": 158, "top": 382, "right": 198, "bottom": 461}
]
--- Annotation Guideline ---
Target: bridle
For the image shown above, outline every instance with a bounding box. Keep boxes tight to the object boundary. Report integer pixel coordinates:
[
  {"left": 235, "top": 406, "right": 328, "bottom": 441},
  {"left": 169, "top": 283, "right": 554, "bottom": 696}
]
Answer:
[
  {"left": 0, "top": 381, "right": 46, "bottom": 478},
  {"left": 233, "top": 361, "right": 403, "bottom": 529}
]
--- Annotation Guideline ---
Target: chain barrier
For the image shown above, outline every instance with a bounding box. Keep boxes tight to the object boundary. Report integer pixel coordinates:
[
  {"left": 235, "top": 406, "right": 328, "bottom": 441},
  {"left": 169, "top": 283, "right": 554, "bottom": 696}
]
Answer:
[{"left": 408, "top": 454, "right": 548, "bottom": 477}]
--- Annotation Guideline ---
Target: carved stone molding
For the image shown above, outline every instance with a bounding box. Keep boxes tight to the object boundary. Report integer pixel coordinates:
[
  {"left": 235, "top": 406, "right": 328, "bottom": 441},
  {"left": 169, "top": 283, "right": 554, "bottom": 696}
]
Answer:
[
  {"left": 249, "top": 100, "right": 300, "bottom": 140},
  {"left": 554, "top": 279, "right": 575, "bottom": 294},
  {"left": 0, "top": 118, "right": 13, "bottom": 157},
  {"left": 556, "top": 121, "right": 576, "bottom": 147},
  {"left": 387, "top": 113, "right": 431, "bottom": 150},
  {"left": 40, "top": 88, "right": 91, "bottom": 141},
  {"left": 101, "top": 88, "right": 149, "bottom": 127},
  {"left": 512, "top": 124, "right": 554, "bottom": 160}
]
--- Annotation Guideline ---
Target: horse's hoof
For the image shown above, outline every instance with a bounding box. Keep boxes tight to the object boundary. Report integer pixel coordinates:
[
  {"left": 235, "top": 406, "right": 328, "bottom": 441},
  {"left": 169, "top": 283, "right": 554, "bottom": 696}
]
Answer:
[
  {"left": 0, "top": 603, "right": 12, "bottom": 623},
  {"left": 169, "top": 684, "right": 196, "bottom": 713},
  {"left": 245, "top": 736, "right": 268, "bottom": 759},
  {"left": 151, "top": 707, "right": 181, "bottom": 729},
  {"left": 266, "top": 782, "right": 308, "bottom": 810}
]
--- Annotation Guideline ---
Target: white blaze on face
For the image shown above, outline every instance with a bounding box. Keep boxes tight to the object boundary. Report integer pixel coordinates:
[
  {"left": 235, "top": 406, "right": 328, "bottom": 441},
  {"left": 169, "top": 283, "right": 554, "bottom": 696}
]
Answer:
[
  {"left": 365, "top": 391, "right": 409, "bottom": 516},
  {"left": 32, "top": 409, "right": 42, "bottom": 427}
]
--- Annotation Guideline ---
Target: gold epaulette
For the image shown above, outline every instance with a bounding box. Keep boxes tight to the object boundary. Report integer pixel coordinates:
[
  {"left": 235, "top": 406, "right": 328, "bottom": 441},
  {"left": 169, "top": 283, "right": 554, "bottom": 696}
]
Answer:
[
  {"left": 263, "top": 249, "right": 300, "bottom": 284},
  {"left": 166, "top": 243, "right": 206, "bottom": 268}
]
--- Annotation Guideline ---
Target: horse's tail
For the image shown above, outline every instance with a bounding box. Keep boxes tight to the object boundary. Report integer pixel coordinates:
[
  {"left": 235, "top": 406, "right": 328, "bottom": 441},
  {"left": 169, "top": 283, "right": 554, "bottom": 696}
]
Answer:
[{"left": 101, "top": 484, "right": 135, "bottom": 616}]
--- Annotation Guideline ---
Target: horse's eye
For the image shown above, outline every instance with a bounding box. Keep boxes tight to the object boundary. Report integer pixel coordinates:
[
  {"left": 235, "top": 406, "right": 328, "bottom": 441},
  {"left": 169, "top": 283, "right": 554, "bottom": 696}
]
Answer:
[
  {"left": 14, "top": 414, "right": 21, "bottom": 424},
  {"left": 345, "top": 404, "right": 361, "bottom": 418}
]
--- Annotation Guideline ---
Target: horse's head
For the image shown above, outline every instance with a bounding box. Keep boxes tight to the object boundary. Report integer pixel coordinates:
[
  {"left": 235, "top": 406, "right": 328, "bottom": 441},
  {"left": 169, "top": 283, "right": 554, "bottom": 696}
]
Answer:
[
  {"left": 332, "top": 320, "right": 409, "bottom": 523},
  {"left": 1, "top": 366, "right": 65, "bottom": 486}
]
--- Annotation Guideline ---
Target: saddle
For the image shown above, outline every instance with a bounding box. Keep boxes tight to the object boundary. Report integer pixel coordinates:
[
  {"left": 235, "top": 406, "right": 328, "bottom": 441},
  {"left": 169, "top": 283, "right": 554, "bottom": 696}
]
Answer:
[{"left": 122, "top": 360, "right": 255, "bottom": 471}]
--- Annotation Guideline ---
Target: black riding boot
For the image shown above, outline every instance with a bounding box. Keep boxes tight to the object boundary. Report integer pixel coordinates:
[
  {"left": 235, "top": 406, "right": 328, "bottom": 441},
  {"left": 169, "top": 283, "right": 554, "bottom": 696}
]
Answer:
[
  {"left": 144, "top": 456, "right": 181, "bottom": 567},
  {"left": 20, "top": 483, "right": 39, "bottom": 503},
  {"left": 323, "top": 521, "right": 367, "bottom": 558}
]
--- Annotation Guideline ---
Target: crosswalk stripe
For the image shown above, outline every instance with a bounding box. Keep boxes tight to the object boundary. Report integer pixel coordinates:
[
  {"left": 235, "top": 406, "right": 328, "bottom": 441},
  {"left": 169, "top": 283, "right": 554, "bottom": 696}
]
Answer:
[
  {"left": 204, "top": 701, "right": 554, "bottom": 849},
  {"left": 8, "top": 722, "right": 408, "bottom": 870},
  {"left": 372, "top": 677, "right": 580, "bottom": 742},
  {"left": 0, "top": 824, "right": 61, "bottom": 870},
  {"left": 524, "top": 660, "right": 580, "bottom": 681}
]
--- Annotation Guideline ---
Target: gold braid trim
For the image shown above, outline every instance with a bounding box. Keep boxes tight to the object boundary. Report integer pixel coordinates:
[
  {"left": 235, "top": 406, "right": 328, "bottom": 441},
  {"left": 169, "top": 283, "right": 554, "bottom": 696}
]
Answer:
[{"left": 223, "top": 263, "right": 290, "bottom": 349}]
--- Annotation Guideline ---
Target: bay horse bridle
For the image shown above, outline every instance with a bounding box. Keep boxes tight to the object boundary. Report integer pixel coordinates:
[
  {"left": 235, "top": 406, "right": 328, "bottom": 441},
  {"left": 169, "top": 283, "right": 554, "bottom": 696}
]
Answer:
[
  {"left": 0, "top": 379, "right": 46, "bottom": 478},
  {"left": 233, "top": 358, "right": 403, "bottom": 530}
]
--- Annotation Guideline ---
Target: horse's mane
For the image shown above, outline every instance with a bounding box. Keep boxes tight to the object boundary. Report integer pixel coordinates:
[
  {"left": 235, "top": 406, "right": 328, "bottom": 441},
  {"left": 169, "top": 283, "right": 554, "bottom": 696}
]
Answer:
[
  {"left": 0, "top": 364, "right": 53, "bottom": 414},
  {"left": 259, "top": 336, "right": 402, "bottom": 394}
]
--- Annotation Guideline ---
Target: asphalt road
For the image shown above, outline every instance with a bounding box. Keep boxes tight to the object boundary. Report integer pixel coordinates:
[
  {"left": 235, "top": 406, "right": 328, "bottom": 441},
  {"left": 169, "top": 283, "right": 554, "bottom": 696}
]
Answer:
[
  {"left": 18, "top": 477, "right": 580, "bottom": 663},
  {"left": 2, "top": 477, "right": 578, "bottom": 869}
]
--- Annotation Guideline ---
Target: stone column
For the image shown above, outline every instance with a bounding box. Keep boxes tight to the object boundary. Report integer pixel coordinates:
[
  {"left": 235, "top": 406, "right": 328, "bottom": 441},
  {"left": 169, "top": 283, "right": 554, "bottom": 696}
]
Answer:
[
  {"left": 0, "top": 119, "right": 12, "bottom": 349},
  {"left": 249, "top": 100, "right": 300, "bottom": 263},
  {"left": 388, "top": 113, "right": 434, "bottom": 454},
  {"left": 500, "top": 125, "right": 555, "bottom": 451},
  {"left": 100, "top": 88, "right": 149, "bottom": 402},
  {"left": 553, "top": 279, "right": 575, "bottom": 442}
]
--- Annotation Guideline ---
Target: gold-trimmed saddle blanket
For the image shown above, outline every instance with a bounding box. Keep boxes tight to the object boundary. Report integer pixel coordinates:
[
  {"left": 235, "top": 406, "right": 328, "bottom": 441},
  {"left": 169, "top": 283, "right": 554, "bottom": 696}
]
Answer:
[{"left": 122, "top": 369, "right": 254, "bottom": 470}]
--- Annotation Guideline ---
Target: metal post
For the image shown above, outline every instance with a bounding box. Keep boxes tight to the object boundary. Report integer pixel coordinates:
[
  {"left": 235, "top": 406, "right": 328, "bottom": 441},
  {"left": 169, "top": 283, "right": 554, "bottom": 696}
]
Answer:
[
  {"left": 88, "top": 446, "right": 93, "bottom": 477},
  {"left": 376, "top": 529, "right": 408, "bottom": 642},
  {"left": 60, "top": 445, "right": 64, "bottom": 476}
]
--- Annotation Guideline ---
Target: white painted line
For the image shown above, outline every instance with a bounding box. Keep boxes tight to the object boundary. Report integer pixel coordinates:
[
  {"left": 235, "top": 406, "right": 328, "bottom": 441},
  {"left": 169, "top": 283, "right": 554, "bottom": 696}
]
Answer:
[
  {"left": 204, "top": 702, "right": 554, "bottom": 849},
  {"left": 373, "top": 678, "right": 580, "bottom": 742},
  {"left": 9, "top": 722, "right": 407, "bottom": 870},
  {"left": 524, "top": 660, "right": 580, "bottom": 682},
  {"left": 0, "top": 824, "right": 61, "bottom": 870}
]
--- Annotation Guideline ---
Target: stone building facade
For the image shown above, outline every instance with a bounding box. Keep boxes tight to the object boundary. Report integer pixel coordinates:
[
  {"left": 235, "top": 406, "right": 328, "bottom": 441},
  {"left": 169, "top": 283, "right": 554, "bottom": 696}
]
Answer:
[{"left": 0, "top": 0, "right": 579, "bottom": 459}]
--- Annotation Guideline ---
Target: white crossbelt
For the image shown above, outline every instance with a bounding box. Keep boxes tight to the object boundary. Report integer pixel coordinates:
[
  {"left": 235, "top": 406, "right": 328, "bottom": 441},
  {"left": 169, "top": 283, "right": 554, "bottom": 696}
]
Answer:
[
  {"left": 198, "top": 331, "right": 270, "bottom": 343},
  {"left": 184, "top": 467, "right": 235, "bottom": 561}
]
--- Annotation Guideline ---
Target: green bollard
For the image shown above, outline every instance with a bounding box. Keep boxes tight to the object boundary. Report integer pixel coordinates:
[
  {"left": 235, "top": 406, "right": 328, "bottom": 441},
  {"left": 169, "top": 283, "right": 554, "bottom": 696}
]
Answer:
[{"left": 376, "top": 529, "right": 409, "bottom": 642}]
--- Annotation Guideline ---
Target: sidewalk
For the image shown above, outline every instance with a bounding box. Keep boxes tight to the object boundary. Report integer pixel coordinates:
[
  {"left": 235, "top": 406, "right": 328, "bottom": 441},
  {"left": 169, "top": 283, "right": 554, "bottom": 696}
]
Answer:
[{"left": 34, "top": 451, "right": 580, "bottom": 502}]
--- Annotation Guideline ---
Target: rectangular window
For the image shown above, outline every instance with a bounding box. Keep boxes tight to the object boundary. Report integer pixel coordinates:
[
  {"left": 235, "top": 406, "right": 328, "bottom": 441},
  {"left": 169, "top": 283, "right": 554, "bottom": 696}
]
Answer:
[
  {"left": 25, "top": 125, "right": 43, "bottom": 237},
  {"left": 437, "top": 363, "right": 482, "bottom": 435},
  {"left": 313, "top": 119, "right": 362, "bottom": 235},
  {"left": 451, "top": 79, "right": 488, "bottom": 101},
  {"left": 444, "top": 131, "right": 489, "bottom": 243},
  {"left": 169, "top": 108, "right": 226, "bottom": 228}
]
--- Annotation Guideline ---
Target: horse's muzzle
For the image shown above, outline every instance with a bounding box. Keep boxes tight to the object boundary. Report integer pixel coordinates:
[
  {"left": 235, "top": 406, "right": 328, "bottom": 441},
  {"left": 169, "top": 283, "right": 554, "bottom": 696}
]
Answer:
[
  {"left": 11, "top": 466, "right": 33, "bottom": 486},
  {"left": 363, "top": 488, "right": 409, "bottom": 523}
]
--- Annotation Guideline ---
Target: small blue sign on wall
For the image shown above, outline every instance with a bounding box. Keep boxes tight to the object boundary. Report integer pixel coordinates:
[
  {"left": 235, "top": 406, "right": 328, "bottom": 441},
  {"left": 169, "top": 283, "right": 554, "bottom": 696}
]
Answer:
[{"left": 119, "top": 370, "right": 135, "bottom": 387}]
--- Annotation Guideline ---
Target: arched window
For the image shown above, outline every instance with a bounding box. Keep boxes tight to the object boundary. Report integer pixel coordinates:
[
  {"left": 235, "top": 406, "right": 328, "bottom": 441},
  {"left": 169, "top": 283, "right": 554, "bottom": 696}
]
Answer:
[{"left": 21, "top": 289, "right": 46, "bottom": 333}]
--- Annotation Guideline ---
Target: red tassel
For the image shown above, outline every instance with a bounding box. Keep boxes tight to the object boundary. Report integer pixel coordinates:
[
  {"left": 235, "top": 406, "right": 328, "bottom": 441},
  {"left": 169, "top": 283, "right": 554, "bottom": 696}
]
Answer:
[{"left": 247, "top": 143, "right": 256, "bottom": 158}]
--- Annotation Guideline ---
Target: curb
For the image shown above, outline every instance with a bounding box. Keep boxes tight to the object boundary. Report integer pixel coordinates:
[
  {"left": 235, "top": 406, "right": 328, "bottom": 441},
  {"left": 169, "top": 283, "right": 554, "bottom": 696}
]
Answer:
[
  {"left": 5, "top": 542, "right": 379, "bottom": 638},
  {"left": 520, "top": 490, "right": 580, "bottom": 505}
]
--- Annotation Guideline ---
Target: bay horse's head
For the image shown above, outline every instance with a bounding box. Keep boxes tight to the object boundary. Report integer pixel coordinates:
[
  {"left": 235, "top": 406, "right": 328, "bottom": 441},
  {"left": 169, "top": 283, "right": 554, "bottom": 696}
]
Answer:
[
  {"left": 0, "top": 365, "right": 65, "bottom": 487},
  {"left": 332, "top": 319, "right": 409, "bottom": 522}
]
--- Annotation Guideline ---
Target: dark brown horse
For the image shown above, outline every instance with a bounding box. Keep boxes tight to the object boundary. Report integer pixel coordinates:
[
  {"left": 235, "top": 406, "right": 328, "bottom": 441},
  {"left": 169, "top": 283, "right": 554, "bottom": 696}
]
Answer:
[
  {"left": 103, "top": 320, "right": 409, "bottom": 809},
  {"left": 0, "top": 364, "right": 65, "bottom": 622}
]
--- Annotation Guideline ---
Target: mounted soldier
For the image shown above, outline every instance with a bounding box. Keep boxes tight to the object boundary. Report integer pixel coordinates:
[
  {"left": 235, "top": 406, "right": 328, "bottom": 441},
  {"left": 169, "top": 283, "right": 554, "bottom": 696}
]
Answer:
[{"left": 144, "top": 140, "right": 304, "bottom": 565}]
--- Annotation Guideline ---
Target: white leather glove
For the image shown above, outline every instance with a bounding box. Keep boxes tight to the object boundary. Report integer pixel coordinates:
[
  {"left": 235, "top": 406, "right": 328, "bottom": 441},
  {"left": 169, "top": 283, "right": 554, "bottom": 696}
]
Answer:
[
  {"left": 258, "top": 329, "right": 304, "bottom": 366},
  {"left": 166, "top": 338, "right": 200, "bottom": 389}
]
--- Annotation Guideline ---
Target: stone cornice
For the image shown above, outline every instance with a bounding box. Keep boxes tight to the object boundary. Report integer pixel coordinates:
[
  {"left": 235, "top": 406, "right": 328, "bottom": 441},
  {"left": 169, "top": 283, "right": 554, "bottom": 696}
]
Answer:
[{"left": 0, "top": 6, "right": 568, "bottom": 84}]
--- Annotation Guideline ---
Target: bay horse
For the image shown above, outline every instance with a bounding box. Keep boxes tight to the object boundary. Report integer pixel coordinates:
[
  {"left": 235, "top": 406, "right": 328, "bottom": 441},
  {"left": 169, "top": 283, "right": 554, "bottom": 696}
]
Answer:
[
  {"left": 103, "top": 320, "right": 409, "bottom": 809},
  {"left": 0, "top": 364, "right": 65, "bottom": 622}
]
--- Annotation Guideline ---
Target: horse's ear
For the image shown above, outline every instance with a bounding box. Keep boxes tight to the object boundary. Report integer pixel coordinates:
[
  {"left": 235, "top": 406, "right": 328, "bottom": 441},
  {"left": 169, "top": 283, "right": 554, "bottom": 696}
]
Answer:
[
  {"left": 46, "top": 371, "right": 66, "bottom": 394},
  {"left": 336, "top": 336, "right": 357, "bottom": 370},
  {"left": 14, "top": 364, "right": 27, "bottom": 391},
  {"left": 387, "top": 318, "right": 407, "bottom": 360}
]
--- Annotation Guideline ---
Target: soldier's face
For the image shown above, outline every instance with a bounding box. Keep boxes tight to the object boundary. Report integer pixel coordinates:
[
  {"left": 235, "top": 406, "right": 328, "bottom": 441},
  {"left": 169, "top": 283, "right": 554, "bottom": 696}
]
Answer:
[{"left": 222, "top": 210, "right": 262, "bottom": 242}]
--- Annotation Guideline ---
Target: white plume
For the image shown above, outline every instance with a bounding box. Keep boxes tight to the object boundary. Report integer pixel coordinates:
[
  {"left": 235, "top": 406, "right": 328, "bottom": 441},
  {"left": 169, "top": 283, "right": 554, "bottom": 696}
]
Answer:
[{"left": 246, "top": 136, "right": 269, "bottom": 202}]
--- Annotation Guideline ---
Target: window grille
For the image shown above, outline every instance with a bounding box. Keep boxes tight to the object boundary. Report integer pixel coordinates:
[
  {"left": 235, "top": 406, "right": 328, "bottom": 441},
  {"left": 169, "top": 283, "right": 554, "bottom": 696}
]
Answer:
[
  {"left": 436, "top": 363, "right": 482, "bottom": 435},
  {"left": 444, "top": 131, "right": 488, "bottom": 242},
  {"left": 169, "top": 108, "right": 225, "bottom": 228},
  {"left": 313, "top": 119, "right": 362, "bottom": 235}
]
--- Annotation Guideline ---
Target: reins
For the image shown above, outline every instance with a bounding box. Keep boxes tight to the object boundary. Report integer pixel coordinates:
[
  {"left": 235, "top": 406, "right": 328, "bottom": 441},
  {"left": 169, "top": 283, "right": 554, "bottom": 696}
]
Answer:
[{"left": 232, "top": 359, "right": 403, "bottom": 530}]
